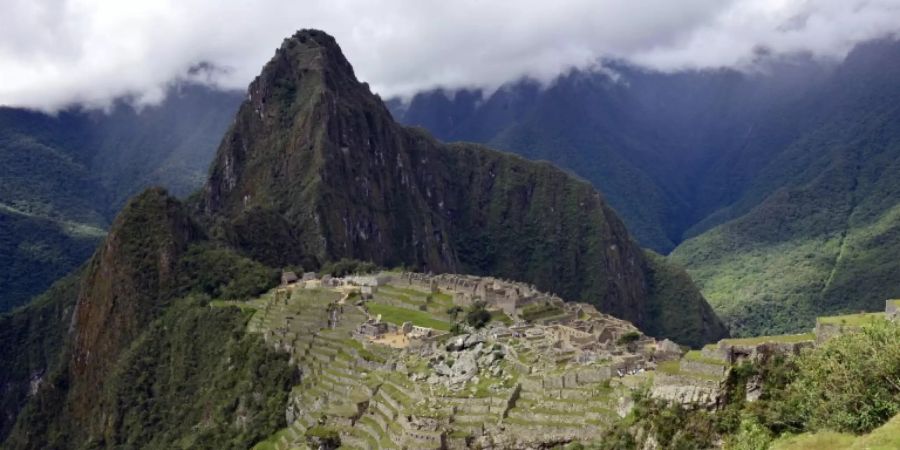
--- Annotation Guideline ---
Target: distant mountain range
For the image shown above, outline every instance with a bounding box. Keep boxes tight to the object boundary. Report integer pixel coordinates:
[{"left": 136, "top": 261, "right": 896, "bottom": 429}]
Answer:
[
  {"left": 0, "top": 86, "right": 242, "bottom": 311},
  {"left": 391, "top": 39, "right": 900, "bottom": 335}
]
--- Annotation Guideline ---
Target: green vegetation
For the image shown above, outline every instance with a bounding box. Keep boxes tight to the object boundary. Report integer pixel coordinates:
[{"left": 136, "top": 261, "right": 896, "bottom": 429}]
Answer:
[
  {"left": 489, "top": 310, "right": 513, "bottom": 325},
  {"left": 319, "top": 258, "right": 378, "bottom": 277},
  {"left": 366, "top": 302, "right": 452, "bottom": 331},
  {"left": 770, "top": 430, "right": 856, "bottom": 450},
  {"left": 464, "top": 301, "right": 491, "bottom": 329},
  {"left": 720, "top": 333, "right": 815, "bottom": 346},
  {"left": 817, "top": 312, "right": 885, "bottom": 327},
  {"left": 5, "top": 297, "right": 297, "bottom": 449},
  {"left": 0, "top": 273, "right": 80, "bottom": 439},
  {"left": 0, "top": 208, "right": 101, "bottom": 312},
  {"left": 616, "top": 331, "right": 641, "bottom": 346},
  {"left": 655, "top": 360, "right": 682, "bottom": 376},
  {"left": 785, "top": 321, "right": 900, "bottom": 433},
  {"left": 304, "top": 425, "right": 341, "bottom": 448},
  {"left": 771, "top": 414, "right": 900, "bottom": 450},
  {"left": 591, "top": 320, "right": 900, "bottom": 449},
  {"left": 671, "top": 102, "right": 900, "bottom": 337},
  {"left": 177, "top": 243, "right": 279, "bottom": 300},
  {"left": 643, "top": 251, "right": 730, "bottom": 348},
  {"left": 521, "top": 302, "right": 564, "bottom": 322},
  {"left": 683, "top": 350, "right": 729, "bottom": 366}
]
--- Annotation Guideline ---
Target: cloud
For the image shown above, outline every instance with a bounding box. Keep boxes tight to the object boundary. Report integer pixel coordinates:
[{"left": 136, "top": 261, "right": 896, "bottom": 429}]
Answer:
[{"left": 1, "top": 0, "right": 899, "bottom": 111}]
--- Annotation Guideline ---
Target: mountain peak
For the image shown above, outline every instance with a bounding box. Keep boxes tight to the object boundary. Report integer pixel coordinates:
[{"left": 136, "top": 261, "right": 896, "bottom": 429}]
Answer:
[
  {"left": 275, "top": 29, "right": 356, "bottom": 78},
  {"left": 252, "top": 28, "right": 372, "bottom": 103}
]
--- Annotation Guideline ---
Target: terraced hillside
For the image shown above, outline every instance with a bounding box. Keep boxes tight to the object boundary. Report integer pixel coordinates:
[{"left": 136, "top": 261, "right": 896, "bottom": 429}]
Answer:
[
  {"left": 231, "top": 273, "right": 732, "bottom": 450},
  {"left": 241, "top": 277, "right": 900, "bottom": 449}
]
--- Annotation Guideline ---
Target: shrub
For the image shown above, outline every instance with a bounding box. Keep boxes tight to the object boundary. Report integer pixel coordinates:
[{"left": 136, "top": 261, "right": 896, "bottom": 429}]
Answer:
[
  {"left": 318, "top": 258, "right": 378, "bottom": 277},
  {"left": 785, "top": 320, "right": 900, "bottom": 433},
  {"left": 616, "top": 331, "right": 641, "bottom": 346},
  {"left": 465, "top": 302, "right": 491, "bottom": 329},
  {"left": 446, "top": 306, "right": 464, "bottom": 317}
]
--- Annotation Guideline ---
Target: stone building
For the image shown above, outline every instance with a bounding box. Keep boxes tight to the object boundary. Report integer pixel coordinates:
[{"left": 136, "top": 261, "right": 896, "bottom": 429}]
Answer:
[
  {"left": 357, "top": 320, "right": 389, "bottom": 338},
  {"left": 281, "top": 270, "right": 299, "bottom": 285}
]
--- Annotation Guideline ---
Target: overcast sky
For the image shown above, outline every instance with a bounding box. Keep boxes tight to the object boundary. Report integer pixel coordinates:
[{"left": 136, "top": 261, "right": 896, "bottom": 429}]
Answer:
[{"left": 2, "top": 0, "right": 899, "bottom": 112}]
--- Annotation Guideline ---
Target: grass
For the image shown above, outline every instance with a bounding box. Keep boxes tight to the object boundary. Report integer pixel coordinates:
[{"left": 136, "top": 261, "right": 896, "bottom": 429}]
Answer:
[
  {"left": 521, "top": 303, "right": 564, "bottom": 322},
  {"left": 490, "top": 310, "right": 513, "bottom": 325},
  {"left": 654, "top": 355, "right": 727, "bottom": 381},
  {"left": 250, "top": 427, "right": 292, "bottom": 450},
  {"left": 720, "top": 332, "right": 815, "bottom": 346},
  {"left": 771, "top": 414, "right": 900, "bottom": 449},
  {"left": 770, "top": 431, "right": 856, "bottom": 450},
  {"left": 656, "top": 360, "right": 681, "bottom": 376},
  {"left": 366, "top": 302, "right": 452, "bottom": 331},
  {"left": 817, "top": 312, "right": 886, "bottom": 327},
  {"left": 852, "top": 413, "right": 900, "bottom": 449},
  {"left": 683, "top": 350, "right": 729, "bottom": 366}
]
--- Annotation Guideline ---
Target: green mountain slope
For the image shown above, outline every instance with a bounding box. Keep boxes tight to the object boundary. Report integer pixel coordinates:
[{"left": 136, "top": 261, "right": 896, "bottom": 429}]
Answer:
[
  {"left": 671, "top": 41, "right": 900, "bottom": 336},
  {"left": 1, "top": 189, "right": 292, "bottom": 448},
  {"left": 0, "top": 85, "right": 242, "bottom": 312},
  {"left": 0, "top": 273, "right": 80, "bottom": 439},
  {"left": 200, "top": 30, "right": 726, "bottom": 345}
]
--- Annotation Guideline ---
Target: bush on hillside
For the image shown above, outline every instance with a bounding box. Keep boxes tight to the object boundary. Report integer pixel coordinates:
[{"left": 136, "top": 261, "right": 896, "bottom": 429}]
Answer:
[
  {"left": 785, "top": 320, "right": 900, "bottom": 433},
  {"left": 465, "top": 302, "right": 491, "bottom": 329},
  {"left": 177, "top": 243, "right": 279, "bottom": 300}
]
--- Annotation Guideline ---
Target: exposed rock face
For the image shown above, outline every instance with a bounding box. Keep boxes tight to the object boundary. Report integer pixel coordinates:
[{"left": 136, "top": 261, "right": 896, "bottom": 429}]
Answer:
[
  {"left": 200, "top": 29, "right": 727, "bottom": 345},
  {"left": 68, "top": 188, "right": 201, "bottom": 433}
]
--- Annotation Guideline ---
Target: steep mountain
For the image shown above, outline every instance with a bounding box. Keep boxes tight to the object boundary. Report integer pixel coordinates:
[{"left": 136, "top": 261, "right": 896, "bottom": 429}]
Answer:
[
  {"left": 2, "top": 189, "right": 291, "bottom": 448},
  {"left": 199, "top": 29, "right": 726, "bottom": 345},
  {"left": 392, "top": 39, "right": 900, "bottom": 336},
  {"left": 0, "top": 85, "right": 242, "bottom": 312}
]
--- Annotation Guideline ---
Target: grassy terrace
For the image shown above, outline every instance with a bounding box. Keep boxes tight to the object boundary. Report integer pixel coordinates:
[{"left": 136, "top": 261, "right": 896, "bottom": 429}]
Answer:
[
  {"left": 490, "top": 310, "right": 513, "bottom": 325},
  {"left": 817, "top": 312, "right": 886, "bottom": 327},
  {"left": 521, "top": 303, "right": 563, "bottom": 322},
  {"left": 684, "top": 350, "right": 729, "bottom": 366},
  {"left": 366, "top": 302, "right": 452, "bottom": 331},
  {"left": 656, "top": 359, "right": 723, "bottom": 381},
  {"left": 720, "top": 332, "right": 816, "bottom": 346},
  {"left": 656, "top": 360, "right": 681, "bottom": 376}
]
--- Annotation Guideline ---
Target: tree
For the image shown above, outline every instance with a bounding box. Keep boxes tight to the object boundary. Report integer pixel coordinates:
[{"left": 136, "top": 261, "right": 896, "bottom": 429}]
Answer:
[{"left": 465, "top": 302, "right": 491, "bottom": 329}]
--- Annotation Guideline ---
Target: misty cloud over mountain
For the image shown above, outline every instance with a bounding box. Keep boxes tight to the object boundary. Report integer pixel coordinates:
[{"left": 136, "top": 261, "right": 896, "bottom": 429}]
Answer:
[{"left": 2, "top": 0, "right": 899, "bottom": 111}]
